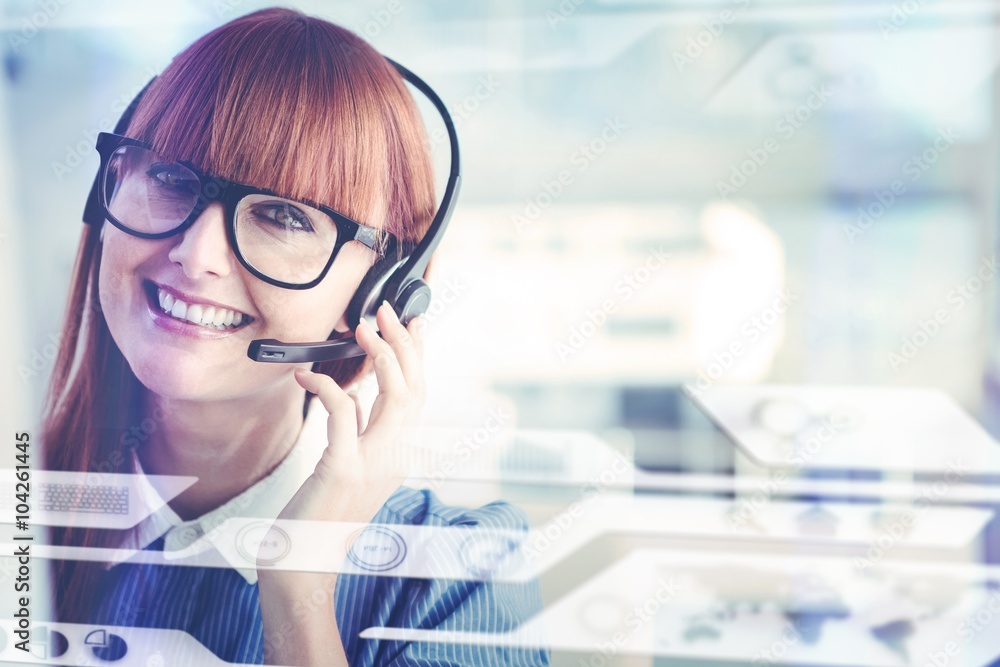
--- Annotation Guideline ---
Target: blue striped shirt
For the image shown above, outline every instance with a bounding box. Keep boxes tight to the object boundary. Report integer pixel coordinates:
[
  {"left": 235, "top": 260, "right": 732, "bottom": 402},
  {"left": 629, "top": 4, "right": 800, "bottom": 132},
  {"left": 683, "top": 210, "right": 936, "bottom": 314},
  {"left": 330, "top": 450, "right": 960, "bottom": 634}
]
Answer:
[{"left": 56, "top": 399, "right": 551, "bottom": 665}]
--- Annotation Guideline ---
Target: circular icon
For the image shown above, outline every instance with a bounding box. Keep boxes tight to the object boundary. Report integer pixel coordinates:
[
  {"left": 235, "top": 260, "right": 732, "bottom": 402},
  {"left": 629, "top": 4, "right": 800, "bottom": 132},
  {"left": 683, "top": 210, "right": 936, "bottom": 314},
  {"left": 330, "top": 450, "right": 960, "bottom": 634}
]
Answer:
[
  {"left": 459, "top": 532, "right": 521, "bottom": 580},
  {"left": 578, "top": 595, "right": 630, "bottom": 634},
  {"left": 754, "top": 398, "right": 812, "bottom": 438},
  {"left": 346, "top": 526, "right": 406, "bottom": 572},
  {"left": 52, "top": 629, "right": 69, "bottom": 658},
  {"left": 85, "top": 629, "right": 128, "bottom": 661},
  {"left": 27, "top": 627, "right": 68, "bottom": 660},
  {"left": 236, "top": 521, "right": 291, "bottom": 567}
]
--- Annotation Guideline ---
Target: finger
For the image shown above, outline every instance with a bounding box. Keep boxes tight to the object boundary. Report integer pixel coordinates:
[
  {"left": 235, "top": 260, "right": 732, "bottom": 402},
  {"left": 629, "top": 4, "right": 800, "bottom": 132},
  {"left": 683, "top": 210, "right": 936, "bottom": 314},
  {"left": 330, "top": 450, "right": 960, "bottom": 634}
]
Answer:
[
  {"left": 356, "top": 316, "right": 409, "bottom": 402},
  {"left": 294, "top": 369, "right": 359, "bottom": 465},
  {"left": 355, "top": 317, "right": 410, "bottom": 436},
  {"left": 350, "top": 393, "right": 366, "bottom": 436},
  {"left": 407, "top": 314, "right": 426, "bottom": 362},
  {"left": 376, "top": 302, "right": 425, "bottom": 403}
]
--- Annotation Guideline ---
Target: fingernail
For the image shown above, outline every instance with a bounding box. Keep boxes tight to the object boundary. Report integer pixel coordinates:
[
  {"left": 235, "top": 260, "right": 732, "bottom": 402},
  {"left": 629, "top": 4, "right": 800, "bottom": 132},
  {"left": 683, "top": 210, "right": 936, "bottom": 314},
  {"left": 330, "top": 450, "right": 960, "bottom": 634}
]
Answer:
[
  {"left": 357, "top": 317, "right": 369, "bottom": 330},
  {"left": 381, "top": 300, "right": 396, "bottom": 317}
]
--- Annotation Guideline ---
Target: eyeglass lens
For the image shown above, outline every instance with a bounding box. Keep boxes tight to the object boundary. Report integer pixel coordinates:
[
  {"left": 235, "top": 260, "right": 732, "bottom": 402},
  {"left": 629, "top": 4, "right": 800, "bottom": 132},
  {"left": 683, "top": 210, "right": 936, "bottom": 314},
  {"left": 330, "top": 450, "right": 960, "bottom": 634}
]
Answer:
[{"left": 105, "top": 144, "right": 339, "bottom": 284}]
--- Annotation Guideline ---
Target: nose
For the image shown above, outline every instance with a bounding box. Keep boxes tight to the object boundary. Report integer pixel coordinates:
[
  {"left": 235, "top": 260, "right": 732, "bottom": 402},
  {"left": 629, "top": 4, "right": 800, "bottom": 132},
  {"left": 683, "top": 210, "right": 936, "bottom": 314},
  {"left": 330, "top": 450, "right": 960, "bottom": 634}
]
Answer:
[{"left": 166, "top": 202, "right": 234, "bottom": 280}]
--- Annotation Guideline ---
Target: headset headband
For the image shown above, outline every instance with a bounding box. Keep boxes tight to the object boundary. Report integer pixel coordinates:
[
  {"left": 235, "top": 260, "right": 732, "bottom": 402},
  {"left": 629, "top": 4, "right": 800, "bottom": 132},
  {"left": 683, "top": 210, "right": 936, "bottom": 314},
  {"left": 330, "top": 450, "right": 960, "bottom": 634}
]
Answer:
[{"left": 83, "top": 57, "right": 461, "bottom": 363}]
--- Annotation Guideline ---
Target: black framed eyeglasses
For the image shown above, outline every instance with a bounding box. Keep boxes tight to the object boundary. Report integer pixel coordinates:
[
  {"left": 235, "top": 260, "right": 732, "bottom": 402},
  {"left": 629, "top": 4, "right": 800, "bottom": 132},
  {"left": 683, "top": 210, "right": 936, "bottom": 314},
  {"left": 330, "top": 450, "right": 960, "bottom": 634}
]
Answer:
[{"left": 94, "top": 131, "right": 401, "bottom": 289}]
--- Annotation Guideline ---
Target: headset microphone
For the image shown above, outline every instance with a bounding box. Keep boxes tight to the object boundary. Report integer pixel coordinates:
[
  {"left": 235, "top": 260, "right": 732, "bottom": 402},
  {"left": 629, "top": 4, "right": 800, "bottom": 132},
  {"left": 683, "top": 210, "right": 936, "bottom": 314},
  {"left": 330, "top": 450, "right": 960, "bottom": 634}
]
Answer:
[{"left": 84, "top": 58, "right": 460, "bottom": 364}]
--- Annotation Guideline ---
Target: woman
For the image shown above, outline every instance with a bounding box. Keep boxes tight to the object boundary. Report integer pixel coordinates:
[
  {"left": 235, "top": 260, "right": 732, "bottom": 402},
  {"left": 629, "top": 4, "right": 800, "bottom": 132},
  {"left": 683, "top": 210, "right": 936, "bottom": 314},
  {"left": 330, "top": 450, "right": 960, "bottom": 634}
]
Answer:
[{"left": 42, "top": 8, "right": 548, "bottom": 666}]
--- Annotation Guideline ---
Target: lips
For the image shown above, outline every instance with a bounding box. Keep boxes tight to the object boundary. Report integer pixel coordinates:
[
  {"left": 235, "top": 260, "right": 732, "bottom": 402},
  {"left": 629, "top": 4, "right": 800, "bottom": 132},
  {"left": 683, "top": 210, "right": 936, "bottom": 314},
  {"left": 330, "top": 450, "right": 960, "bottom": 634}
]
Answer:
[{"left": 144, "top": 280, "right": 254, "bottom": 332}]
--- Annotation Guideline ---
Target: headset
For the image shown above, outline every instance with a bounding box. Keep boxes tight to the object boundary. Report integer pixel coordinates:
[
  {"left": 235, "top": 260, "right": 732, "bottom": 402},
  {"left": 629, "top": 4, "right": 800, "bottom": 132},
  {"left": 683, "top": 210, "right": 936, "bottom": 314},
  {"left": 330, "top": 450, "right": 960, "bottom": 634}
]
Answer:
[{"left": 82, "top": 58, "right": 461, "bottom": 364}]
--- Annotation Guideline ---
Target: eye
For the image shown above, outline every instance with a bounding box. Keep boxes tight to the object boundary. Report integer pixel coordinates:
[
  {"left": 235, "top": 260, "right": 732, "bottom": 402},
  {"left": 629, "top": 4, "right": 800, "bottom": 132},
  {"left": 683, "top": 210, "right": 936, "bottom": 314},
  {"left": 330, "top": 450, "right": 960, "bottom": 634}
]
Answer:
[
  {"left": 146, "top": 163, "right": 199, "bottom": 195},
  {"left": 251, "top": 203, "right": 315, "bottom": 233}
]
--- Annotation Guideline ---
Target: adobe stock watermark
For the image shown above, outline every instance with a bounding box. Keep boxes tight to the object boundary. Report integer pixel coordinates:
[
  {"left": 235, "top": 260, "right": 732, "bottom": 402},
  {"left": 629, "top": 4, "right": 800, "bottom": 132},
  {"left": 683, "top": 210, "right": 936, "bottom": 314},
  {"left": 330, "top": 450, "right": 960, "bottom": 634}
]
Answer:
[
  {"left": 546, "top": 0, "right": 586, "bottom": 29},
  {"left": 853, "top": 459, "right": 968, "bottom": 571},
  {"left": 686, "top": 290, "right": 798, "bottom": 397},
  {"left": 876, "top": 585, "right": 1000, "bottom": 667},
  {"left": 886, "top": 254, "right": 997, "bottom": 372},
  {"left": 933, "top": 587, "right": 1000, "bottom": 667},
  {"left": 428, "top": 75, "right": 501, "bottom": 147},
  {"left": 8, "top": 0, "right": 72, "bottom": 53},
  {"left": 728, "top": 413, "right": 849, "bottom": 529},
  {"left": 262, "top": 574, "right": 342, "bottom": 661},
  {"left": 843, "top": 126, "right": 959, "bottom": 243},
  {"left": 215, "top": 0, "right": 404, "bottom": 47},
  {"left": 76, "top": 399, "right": 183, "bottom": 489},
  {"left": 579, "top": 578, "right": 684, "bottom": 667},
  {"left": 753, "top": 615, "right": 836, "bottom": 666},
  {"left": 426, "top": 407, "right": 510, "bottom": 489},
  {"left": 407, "top": 276, "right": 467, "bottom": 338},
  {"left": 877, "top": 0, "right": 927, "bottom": 39},
  {"left": 19, "top": 292, "right": 112, "bottom": 383},
  {"left": 673, "top": 0, "right": 751, "bottom": 73},
  {"left": 349, "top": 0, "right": 404, "bottom": 41},
  {"left": 51, "top": 64, "right": 164, "bottom": 183},
  {"left": 716, "top": 83, "right": 835, "bottom": 198},
  {"left": 523, "top": 454, "right": 630, "bottom": 563},
  {"left": 18, "top": 331, "right": 66, "bottom": 384},
  {"left": 512, "top": 117, "right": 627, "bottom": 235},
  {"left": 555, "top": 246, "right": 671, "bottom": 361}
]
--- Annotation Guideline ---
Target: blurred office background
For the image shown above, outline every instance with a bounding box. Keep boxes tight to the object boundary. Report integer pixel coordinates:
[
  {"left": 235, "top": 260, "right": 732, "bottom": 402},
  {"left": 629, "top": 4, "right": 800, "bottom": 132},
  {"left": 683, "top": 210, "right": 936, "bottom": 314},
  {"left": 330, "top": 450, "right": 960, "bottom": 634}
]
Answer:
[
  {"left": 4, "top": 0, "right": 996, "bottom": 474},
  {"left": 0, "top": 2, "right": 999, "bottom": 664}
]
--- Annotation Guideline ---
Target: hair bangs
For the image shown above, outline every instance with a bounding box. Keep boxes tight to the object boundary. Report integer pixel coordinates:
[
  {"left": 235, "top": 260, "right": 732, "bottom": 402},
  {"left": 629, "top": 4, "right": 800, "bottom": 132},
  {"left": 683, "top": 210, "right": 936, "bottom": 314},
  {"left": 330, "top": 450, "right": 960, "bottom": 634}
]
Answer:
[{"left": 124, "top": 9, "right": 401, "bottom": 252}]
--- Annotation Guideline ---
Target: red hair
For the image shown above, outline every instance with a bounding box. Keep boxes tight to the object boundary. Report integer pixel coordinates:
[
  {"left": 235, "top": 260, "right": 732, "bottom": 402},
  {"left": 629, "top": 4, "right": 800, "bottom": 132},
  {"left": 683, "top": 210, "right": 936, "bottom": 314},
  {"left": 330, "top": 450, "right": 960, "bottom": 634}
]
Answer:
[{"left": 43, "top": 7, "right": 435, "bottom": 621}]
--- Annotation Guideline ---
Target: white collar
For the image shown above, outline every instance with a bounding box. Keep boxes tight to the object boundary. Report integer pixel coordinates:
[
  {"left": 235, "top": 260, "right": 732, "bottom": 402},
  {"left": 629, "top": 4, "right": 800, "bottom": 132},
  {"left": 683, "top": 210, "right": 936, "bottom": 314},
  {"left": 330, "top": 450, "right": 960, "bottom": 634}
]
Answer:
[{"left": 119, "top": 396, "right": 330, "bottom": 585}]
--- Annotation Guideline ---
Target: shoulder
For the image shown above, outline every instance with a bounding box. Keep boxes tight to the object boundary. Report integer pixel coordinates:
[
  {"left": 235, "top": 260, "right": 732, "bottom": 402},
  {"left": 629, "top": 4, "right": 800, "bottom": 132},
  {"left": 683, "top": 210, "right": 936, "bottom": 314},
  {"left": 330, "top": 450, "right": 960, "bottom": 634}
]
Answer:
[
  {"left": 337, "top": 487, "right": 550, "bottom": 666},
  {"left": 377, "top": 486, "right": 532, "bottom": 532}
]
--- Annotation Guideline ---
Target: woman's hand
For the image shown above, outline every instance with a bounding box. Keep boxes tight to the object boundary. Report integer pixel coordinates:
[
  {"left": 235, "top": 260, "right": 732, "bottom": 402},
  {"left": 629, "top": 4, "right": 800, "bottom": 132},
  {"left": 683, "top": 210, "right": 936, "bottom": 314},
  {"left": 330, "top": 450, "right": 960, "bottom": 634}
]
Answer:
[
  {"left": 259, "top": 301, "right": 425, "bottom": 665},
  {"left": 279, "top": 300, "right": 426, "bottom": 527}
]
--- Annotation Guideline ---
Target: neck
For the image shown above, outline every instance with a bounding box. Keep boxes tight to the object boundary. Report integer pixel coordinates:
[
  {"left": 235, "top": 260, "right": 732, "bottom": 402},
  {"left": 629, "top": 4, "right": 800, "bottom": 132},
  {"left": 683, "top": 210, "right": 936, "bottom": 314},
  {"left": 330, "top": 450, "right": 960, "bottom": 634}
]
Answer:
[{"left": 137, "top": 376, "right": 308, "bottom": 521}]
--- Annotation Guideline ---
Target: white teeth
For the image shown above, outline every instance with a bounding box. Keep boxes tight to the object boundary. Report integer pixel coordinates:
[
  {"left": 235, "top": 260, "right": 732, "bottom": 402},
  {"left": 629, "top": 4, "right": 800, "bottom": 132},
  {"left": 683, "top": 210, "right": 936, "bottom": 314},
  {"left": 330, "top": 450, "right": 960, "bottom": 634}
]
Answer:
[
  {"left": 156, "top": 287, "right": 248, "bottom": 331},
  {"left": 186, "top": 303, "right": 203, "bottom": 325}
]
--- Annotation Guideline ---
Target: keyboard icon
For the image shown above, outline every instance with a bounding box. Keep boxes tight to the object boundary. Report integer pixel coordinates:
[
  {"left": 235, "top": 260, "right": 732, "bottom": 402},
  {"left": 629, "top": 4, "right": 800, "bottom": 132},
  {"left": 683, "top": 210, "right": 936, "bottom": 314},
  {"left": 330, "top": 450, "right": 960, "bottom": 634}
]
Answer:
[
  {"left": 40, "top": 483, "right": 129, "bottom": 515},
  {"left": 0, "top": 470, "right": 198, "bottom": 529}
]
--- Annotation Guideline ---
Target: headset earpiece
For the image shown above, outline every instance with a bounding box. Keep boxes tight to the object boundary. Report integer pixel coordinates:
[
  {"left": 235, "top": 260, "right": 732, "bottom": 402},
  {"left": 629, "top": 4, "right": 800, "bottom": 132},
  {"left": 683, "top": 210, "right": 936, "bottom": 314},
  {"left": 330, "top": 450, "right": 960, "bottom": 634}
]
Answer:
[
  {"left": 393, "top": 278, "right": 432, "bottom": 325},
  {"left": 350, "top": 269, "right": 434, "bottom": 330},
  {"left": 346, "top": 257, "right": 405, "bottom": 328}
]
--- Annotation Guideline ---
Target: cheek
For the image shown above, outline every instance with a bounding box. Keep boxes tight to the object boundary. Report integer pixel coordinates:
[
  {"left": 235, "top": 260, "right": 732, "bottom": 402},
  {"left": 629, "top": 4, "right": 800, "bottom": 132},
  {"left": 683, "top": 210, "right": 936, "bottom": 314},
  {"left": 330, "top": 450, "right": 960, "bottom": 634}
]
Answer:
[
  {"left": 97, "top": 230, "right": 164, "bottom": 327},
  {"left": 98, "top": 233, "right": 135, "bottom": 313},
  {"left": 259, "top": 257, "right": 370, "bottom": 337},
  {"left": 274, "top": 289, "right": 354, "bottom": 338}
]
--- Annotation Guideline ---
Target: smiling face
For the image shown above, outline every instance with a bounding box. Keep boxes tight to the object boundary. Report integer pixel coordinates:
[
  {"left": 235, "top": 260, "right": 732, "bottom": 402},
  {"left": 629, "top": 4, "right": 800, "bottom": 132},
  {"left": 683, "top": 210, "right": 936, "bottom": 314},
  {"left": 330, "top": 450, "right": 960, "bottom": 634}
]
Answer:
[
  {"left": 98, "top": 202, "right": 376, "bottom": 401},
  {"left": 92, "top": 9, "right": 437, "bottom": 402}
]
